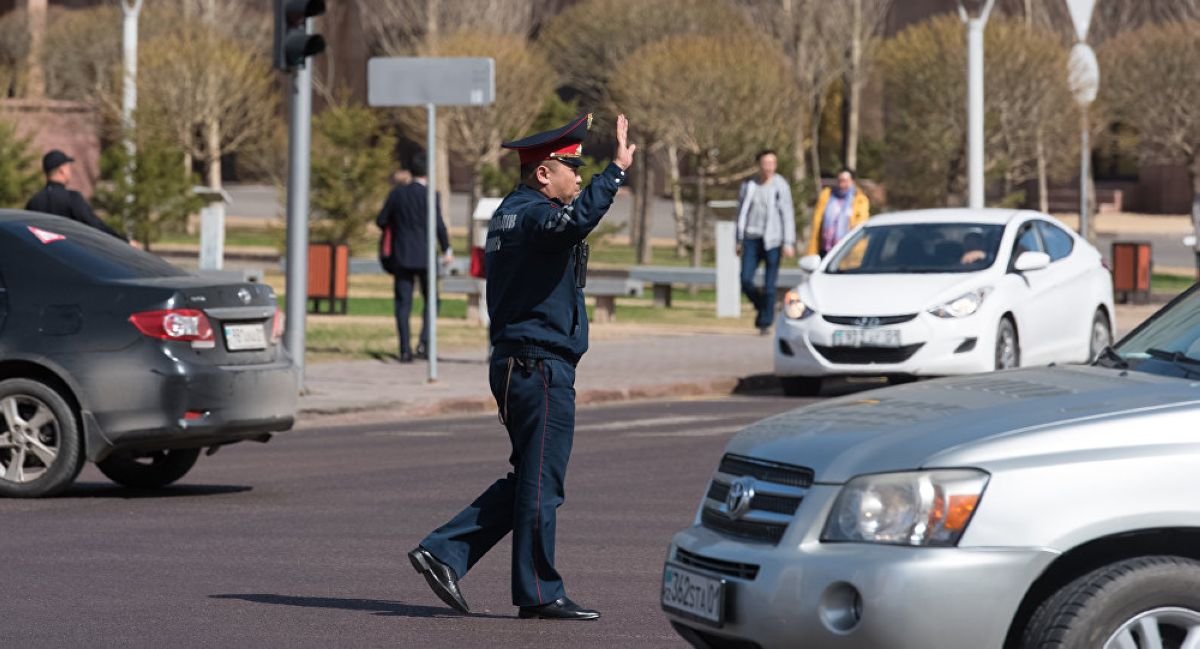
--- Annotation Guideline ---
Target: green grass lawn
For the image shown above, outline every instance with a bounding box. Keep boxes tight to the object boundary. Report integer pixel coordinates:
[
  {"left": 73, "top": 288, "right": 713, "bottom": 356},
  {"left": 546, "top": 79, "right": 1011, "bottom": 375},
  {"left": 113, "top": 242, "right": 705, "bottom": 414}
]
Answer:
[{"left": 1152, "top": 272, "right": 1195, "bottom": 294}]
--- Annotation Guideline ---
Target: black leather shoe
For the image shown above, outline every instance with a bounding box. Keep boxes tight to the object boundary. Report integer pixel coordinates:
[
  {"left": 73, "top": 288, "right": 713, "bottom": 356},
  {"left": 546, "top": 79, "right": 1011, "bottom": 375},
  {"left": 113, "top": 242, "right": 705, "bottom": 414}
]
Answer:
[
  {"left": 399, "top": 352, "right": 414, "bottom": 363},
  {"left": 408, "top": 547, "right": 470, "bottom": 614},
  {"left": 518, "top": 597, "right": 600, "bottom": 620}
]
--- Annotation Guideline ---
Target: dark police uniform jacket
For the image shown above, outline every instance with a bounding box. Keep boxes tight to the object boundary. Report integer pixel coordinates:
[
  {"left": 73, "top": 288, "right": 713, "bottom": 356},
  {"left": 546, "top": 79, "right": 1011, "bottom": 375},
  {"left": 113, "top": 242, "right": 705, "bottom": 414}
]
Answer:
[
  {"left": 485, "top": 163, "right": 625, "bottom": 365},
  {"left": 25, "top": 182, "right": 125, "bottom": 241}
]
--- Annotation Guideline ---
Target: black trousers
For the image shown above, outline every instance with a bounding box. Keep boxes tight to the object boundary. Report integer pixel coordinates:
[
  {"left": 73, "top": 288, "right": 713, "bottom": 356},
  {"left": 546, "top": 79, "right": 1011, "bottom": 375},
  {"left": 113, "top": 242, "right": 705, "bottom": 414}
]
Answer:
[
  {"left": 419, "top": 356, "right": 577, "bottom": 606},
  {"left": 393, "top": 268, "right": 430, "bottom": 356}
]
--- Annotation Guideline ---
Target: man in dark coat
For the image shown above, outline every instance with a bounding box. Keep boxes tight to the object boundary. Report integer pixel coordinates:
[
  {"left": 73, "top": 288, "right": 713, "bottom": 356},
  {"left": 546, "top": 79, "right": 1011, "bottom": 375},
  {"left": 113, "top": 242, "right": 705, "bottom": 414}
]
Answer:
[
  {"left": 376, "top": 152, "right": 452, "bottom": 363},
  {"left": 407, "top": 114, "right": 636, "bottom": 620},
  {"left": 26, "top": 150, "right": 127, "bottom": 242}
]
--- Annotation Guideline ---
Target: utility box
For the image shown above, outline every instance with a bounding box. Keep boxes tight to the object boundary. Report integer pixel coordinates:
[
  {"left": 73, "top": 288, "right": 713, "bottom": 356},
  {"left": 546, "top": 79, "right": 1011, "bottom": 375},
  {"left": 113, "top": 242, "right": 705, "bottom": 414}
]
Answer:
[
  {"left": 308, "top": 242, "right": 349, "bottom": 314},
  {"left": 1111, "top": 241, "right": 1152, "bottom": 304}
]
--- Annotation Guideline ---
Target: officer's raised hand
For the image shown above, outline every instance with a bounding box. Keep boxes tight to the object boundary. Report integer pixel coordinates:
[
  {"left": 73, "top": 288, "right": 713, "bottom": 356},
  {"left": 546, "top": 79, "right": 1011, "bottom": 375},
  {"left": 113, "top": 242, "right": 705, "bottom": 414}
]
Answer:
[{"left": 613, "top": 114, "right": 637, "bottom": 170}]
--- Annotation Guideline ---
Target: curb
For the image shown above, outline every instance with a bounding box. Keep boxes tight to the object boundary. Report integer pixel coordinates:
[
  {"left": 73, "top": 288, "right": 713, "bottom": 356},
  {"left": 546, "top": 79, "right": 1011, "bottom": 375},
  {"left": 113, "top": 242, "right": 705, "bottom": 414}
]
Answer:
[{"left": 298, "top": 375, "right": 768, "bottom": 421}]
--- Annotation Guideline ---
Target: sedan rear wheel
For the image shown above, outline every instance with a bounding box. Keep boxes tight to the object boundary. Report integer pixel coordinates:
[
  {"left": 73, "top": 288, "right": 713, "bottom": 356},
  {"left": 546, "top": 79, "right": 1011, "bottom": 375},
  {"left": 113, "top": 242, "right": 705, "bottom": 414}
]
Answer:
[
  {"left": 0, "top": 378, "right": 84, "bottom": 498},
  {"left": 996, "top": 318, "right": 1019, "bottom": 370},
  {"left": 97, "top": 448, "right": 201, "bottom": 489}
]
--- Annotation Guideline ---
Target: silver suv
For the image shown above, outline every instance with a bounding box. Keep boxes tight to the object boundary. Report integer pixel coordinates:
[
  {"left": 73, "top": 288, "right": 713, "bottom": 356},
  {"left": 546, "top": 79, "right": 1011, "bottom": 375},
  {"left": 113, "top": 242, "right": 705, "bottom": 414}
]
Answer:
[{"left": 664, "top": 287, "right": 1200, "bottom": 649}]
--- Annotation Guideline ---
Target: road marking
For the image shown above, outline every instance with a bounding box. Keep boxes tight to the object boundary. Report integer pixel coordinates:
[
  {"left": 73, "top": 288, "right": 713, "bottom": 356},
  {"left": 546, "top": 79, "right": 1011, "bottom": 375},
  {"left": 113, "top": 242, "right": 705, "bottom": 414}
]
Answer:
[
  {"left": 577, "top": 415, "right": 737, "bottom": 432},
  {"left": 624, "top": 426, "right": 740, "bottom": 438},
  {"left": 364, "top": 431, "right": 453, "bottom": 438}
]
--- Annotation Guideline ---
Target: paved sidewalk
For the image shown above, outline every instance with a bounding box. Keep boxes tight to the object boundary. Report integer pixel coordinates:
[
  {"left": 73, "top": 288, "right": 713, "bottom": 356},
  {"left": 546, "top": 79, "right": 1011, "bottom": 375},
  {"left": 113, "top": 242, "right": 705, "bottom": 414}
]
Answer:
[
  {"left": 298, "top": 302, "right": 1162, "bottom": 423},
  {"left": 300, "top": 331, "right": 772, "bottom": 421}
]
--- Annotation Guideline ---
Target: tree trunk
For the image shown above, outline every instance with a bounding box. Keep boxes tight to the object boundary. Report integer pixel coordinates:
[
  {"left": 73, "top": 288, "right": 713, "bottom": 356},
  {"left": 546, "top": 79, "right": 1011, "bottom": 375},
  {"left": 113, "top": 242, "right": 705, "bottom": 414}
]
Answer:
[
  {"left": 206, "top": 118, "right": 222, "bottom": 190},
  {"left": 692, "top": 159, "right": 706, "bottom": 269},
  {"left": 842, "top": 0, "right": 863, "bottom": 173},
  {"left": 469, "top": 161, "right": 484, "bottom": 244},
  {"left": 638, "top": 160, "right": 655, "bottom": 265},
  {"left": 1036, "top": 128, "right": 1048, "bottom": 213},
  {"left": 1191, "top": 157, "right": 1200, "bottom": 280},
  {"left": 810, "top": 95, "right": 823, "bottom": 182},
  {"left": 790, "top": 119, "right": 808, "bottom": 185},
  {"left": 630, "top": 155, "right": 646, "bottom": 262},
  {"left": 25, "top": 0, "right": 47, "bottom": 99},
  {"left": 667, "top": 144, "right": 688, "bottom": 258}
]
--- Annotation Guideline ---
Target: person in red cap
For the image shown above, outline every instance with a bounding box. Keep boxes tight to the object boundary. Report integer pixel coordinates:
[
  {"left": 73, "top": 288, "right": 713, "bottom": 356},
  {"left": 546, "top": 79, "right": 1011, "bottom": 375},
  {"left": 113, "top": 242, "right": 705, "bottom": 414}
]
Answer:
[{"left": 409, "top": 114, "right": 636, "bottom": 621}]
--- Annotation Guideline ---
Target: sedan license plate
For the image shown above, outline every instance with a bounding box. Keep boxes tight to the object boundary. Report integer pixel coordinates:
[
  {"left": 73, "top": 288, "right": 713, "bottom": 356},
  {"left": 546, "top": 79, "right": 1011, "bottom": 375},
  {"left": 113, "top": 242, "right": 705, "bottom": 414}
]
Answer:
[
  {"left": 832, "top": 329, "right": 901, "bottom": 347},
  {"left": 224, "top": 323, "right": 267, "bottom": 351},
  {"left": 662, "top": 563, "right": 727, "bottom": 627}
]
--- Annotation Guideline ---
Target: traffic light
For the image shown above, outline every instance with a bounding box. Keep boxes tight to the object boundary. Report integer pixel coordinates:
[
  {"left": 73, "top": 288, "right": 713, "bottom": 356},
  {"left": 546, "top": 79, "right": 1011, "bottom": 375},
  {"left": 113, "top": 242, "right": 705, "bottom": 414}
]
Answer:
[{"left": 274, "top": 0, "right": 326, "bottom": 71}]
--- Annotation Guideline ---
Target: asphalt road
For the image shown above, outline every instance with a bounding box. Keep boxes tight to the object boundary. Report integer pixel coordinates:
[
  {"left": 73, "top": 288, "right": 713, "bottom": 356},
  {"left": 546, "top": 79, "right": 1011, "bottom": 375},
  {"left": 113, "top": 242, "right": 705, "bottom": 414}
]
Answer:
[{"left": 0, "top": 394, "right": 811, "bottom": 649}]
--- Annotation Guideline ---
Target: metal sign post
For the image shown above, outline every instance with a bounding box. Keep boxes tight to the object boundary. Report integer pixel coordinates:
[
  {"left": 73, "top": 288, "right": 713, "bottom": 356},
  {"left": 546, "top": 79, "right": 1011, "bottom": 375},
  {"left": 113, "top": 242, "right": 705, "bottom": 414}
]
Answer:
[
  {"left": 368, "top": 57, "right": 495, "bottom": 383},
  {"left": 957, "top": 0, "right": 996, "bottom": 210}
]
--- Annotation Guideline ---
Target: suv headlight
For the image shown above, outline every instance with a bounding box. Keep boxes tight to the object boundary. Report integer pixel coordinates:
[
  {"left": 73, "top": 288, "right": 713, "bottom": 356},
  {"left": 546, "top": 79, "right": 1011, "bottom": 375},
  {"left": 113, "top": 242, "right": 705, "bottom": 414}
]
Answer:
[
  {"left": 821, "top": 469, "right": 989, "bottom": 547},
  {"left": 929, "top": 288, "right": 992, "bottom": 319},
  {"left": 783, "top": 290, "right": 814, "bottom": 320}
]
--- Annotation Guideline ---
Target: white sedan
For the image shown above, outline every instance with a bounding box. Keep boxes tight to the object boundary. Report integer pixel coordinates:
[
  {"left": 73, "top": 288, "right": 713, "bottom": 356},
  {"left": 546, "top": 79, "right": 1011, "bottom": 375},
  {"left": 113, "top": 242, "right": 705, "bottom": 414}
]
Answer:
[{"left": 775, "top": 208, "right": 1114, "bottom": 395}]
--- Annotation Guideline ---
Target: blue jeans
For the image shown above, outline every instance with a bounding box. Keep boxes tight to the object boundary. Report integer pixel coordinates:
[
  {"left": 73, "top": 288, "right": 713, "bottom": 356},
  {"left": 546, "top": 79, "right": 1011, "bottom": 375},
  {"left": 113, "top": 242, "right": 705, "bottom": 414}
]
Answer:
[
  {"left": 420, "top": 356, "right": 577, "bottom": 607},
  {"left": 740, "top": 239, "right": 782, "bottom": 328}
]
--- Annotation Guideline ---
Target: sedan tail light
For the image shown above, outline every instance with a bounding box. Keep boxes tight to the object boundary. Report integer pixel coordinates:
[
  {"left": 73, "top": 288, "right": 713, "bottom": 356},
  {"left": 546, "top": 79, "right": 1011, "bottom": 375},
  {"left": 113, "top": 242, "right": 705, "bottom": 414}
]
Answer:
[
  {"left": 129, "top": 309, "right": 215, "bottom": 348},
  {"left": 270, "top": 308, "right": 285, "bottom": 344}
]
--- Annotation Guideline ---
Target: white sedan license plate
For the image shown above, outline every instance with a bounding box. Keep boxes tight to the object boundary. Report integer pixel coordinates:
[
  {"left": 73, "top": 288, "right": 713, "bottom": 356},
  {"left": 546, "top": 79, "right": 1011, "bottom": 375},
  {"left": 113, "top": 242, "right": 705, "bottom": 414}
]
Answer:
[
  {"left": 833, "top": 329, "right": 901, "bottom": 348},
  {"left": 224, "top": 323, "right": 267, "bottom": 351},
  {"left": 662, "top": 563, "right": 727, "bottom": 626}
]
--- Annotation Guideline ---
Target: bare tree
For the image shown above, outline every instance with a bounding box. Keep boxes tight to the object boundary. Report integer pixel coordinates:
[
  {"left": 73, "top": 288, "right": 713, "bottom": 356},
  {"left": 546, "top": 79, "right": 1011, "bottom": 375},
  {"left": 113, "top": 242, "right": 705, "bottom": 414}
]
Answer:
[
  {"left": 356, "top": 0, "right": 537, "bottom": 229},
  {"left": 879, "top": 15, "right": 1075, "bottom": 209},
  {"left": 737, "top": 0, "right": 850, "bottom": 186},
  {"left": 611, "top": 32, "right": 797, "bottom": 265},
  {"left": 842, "top": 0, "right": 893, "bottom": 173},
  {"left": 24, "top": 0, "right": 46, "bottom": 99},
  {"left": 135, "top": 26, "right": 275, "bottom": 192},
  {"left": 390, "top": 31, "right": 557, "bottom": 225},
  {"left": 541, "top": 0, "right": 749, "bottom": 261},
  {"left": 1100, "top": 21, "right": 1200, "bottom": 274}
]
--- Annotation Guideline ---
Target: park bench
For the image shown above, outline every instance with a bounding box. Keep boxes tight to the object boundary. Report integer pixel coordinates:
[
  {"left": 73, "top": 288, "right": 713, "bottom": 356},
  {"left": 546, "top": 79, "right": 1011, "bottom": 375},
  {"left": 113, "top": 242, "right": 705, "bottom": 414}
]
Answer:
[
  {"left": 440, "top": 276, "right": 644, "bottom": 324},
  {"left": 629, "top": 266, "right": 809, "bottom": 307}
]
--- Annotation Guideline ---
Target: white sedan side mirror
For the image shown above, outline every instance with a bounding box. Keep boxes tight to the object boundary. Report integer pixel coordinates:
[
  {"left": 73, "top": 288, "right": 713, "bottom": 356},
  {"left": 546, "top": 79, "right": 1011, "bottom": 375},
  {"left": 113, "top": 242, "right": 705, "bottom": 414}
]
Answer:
[
  {"left": 798, "top": 255, "right": 821, "bottom": 273},
  {"left": 1014, "top": 251, "right": 1051, "bottom": 272}
]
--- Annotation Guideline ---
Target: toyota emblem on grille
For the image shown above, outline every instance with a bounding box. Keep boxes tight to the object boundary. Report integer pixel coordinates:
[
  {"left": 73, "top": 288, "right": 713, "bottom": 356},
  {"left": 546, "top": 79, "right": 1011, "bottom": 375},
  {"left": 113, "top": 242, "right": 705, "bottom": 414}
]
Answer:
[
  {"left": 855, "top": 316, "right": 881, "bottom": 328},
  {"left": 237, "top": 288, "right": 253, "bottom": 305},
  {"left": 726, "top": 477, "right": 756, "bottom": 520}
]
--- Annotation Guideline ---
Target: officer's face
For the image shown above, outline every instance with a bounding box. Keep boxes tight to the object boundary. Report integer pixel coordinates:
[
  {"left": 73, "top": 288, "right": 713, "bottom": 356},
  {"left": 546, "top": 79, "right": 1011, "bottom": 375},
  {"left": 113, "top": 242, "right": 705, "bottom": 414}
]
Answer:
[{"left": 539, "top": 160, "right": 581, "bottom": 203}]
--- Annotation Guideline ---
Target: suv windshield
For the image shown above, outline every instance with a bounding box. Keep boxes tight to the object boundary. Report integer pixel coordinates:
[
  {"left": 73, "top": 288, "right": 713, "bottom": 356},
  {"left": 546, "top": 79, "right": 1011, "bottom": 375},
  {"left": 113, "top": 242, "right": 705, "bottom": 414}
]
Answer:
[
  {"left": 827, "top": 222, "right": 1005, "bottom": 274},
  {"left": 1113, "top": 287, "right": 1200, "bottom": 378}
]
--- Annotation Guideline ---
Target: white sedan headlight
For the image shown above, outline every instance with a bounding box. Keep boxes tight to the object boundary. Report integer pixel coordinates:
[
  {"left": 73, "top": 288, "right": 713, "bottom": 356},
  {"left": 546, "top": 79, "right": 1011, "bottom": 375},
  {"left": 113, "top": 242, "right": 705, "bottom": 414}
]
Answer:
[
  {"left": 929, "top": 288, "right": 992, "bottom": 319},
  {"left": 821, "top": 469, "right": 989, "bottom": 547},
  {"left": 783, "top": 290, "right": 814, "bottom": 320}
]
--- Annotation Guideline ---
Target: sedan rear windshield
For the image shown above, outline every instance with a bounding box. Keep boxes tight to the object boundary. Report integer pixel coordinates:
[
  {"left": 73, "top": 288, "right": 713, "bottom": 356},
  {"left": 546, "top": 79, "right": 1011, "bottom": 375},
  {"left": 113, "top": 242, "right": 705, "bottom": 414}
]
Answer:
[
  {"left": 2, "top": 219, "right": 186, "bottom": 280},
  {"left": 827, "top": 223, "right": 1006, "bottom": 274}
]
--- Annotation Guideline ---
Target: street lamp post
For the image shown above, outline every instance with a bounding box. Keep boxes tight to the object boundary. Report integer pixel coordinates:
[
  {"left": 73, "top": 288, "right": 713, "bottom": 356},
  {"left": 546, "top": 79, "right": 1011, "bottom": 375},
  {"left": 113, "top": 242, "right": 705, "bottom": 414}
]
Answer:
[
  {"left": 958, "top": 0, "right": 995, "bottom": 210},
  {"left": 1064, "top": 0, "right": 1099, "bottom": 240}
]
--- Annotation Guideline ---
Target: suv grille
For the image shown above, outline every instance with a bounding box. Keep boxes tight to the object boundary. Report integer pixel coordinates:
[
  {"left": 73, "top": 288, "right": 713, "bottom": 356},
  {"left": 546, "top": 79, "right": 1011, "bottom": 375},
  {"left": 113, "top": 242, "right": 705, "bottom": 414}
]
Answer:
[
  {"left": 812, "top": 343, "right": 924, "bottom": 364},
  {"left": 822, "top": 314, "right": 917, "bottom": 326},
  {"left": 674, "top": 548, "right": 760, "bottom": 580},
  {"left": 700, "top": 454, "right": 812, "bottom": 546}
]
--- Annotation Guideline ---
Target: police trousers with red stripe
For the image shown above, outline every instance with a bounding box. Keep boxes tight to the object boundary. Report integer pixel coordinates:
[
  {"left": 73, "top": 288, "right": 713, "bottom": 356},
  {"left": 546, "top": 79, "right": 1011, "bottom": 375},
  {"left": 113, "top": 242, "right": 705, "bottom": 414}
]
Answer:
[{"left": 419, "top": 355, "right": 576, "bottom": 607}]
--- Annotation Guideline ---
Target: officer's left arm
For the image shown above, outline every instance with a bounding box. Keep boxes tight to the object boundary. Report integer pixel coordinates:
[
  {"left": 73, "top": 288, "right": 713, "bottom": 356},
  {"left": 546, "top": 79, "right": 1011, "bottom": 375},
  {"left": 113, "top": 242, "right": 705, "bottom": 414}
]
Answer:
[{"left": 528, "top": 163, "right": 626, "bottom": 250}]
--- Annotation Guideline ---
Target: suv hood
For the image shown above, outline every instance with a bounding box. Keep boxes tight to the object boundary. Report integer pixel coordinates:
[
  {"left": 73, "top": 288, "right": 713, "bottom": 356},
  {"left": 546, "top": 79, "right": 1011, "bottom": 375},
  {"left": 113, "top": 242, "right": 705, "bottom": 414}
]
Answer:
[{"left": 728, "top": 366, "right": 1200, "bottom": 483}]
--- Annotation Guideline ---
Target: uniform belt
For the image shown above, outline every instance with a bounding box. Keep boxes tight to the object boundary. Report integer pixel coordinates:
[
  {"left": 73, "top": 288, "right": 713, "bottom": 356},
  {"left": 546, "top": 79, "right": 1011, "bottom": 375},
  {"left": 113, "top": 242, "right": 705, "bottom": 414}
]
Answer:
[{"left": 492, "top": 343, "right": 575, "bottom": 366}]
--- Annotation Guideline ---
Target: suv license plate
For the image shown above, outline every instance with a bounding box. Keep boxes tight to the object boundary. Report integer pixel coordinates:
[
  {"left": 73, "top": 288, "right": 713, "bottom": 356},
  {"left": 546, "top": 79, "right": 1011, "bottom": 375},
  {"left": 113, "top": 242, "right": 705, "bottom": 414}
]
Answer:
[
  {"left": 224, "top": 323, "right": 267, "bottom": 351},
  {"left": 662, "top": 563, "right": 727, "bottom": 627},
  {"left": 833, "top": 329, "right": 901, "bottom": 347}
]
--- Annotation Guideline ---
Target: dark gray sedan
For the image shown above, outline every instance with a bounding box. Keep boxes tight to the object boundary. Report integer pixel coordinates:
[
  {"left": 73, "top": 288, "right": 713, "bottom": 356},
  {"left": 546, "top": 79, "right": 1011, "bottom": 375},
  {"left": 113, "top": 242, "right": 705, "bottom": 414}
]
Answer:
[{"left": 0, "top": 211, "right": 296, "bottom": 497}]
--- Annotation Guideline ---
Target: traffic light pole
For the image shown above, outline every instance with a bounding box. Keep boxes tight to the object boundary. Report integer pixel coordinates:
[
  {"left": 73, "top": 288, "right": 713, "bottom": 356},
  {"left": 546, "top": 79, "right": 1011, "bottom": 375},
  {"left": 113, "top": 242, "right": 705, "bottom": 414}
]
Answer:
[
  {"left": 284, "top": 19, "right": 313, "bottom": 387},
  {"left": 426, "top": 103, "right": 438, "bottom": 383}
]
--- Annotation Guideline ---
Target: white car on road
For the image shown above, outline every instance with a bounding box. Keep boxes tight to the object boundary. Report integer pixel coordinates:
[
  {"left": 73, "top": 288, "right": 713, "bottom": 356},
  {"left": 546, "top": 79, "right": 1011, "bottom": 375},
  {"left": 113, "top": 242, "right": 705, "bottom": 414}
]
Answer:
[{"left": 775, "top": 209, "right": 1114, "bottom": 395}]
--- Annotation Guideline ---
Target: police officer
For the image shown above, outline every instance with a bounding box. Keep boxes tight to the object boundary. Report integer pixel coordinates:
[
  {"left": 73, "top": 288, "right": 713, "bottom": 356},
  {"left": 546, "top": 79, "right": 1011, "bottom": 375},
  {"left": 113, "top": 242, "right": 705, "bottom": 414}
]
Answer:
[
  {"left": 408, "top": 114, "right": 636, "bottom": 620},
  {"left": 26, "top": 150, "right": 127, "bottom": 242}
]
